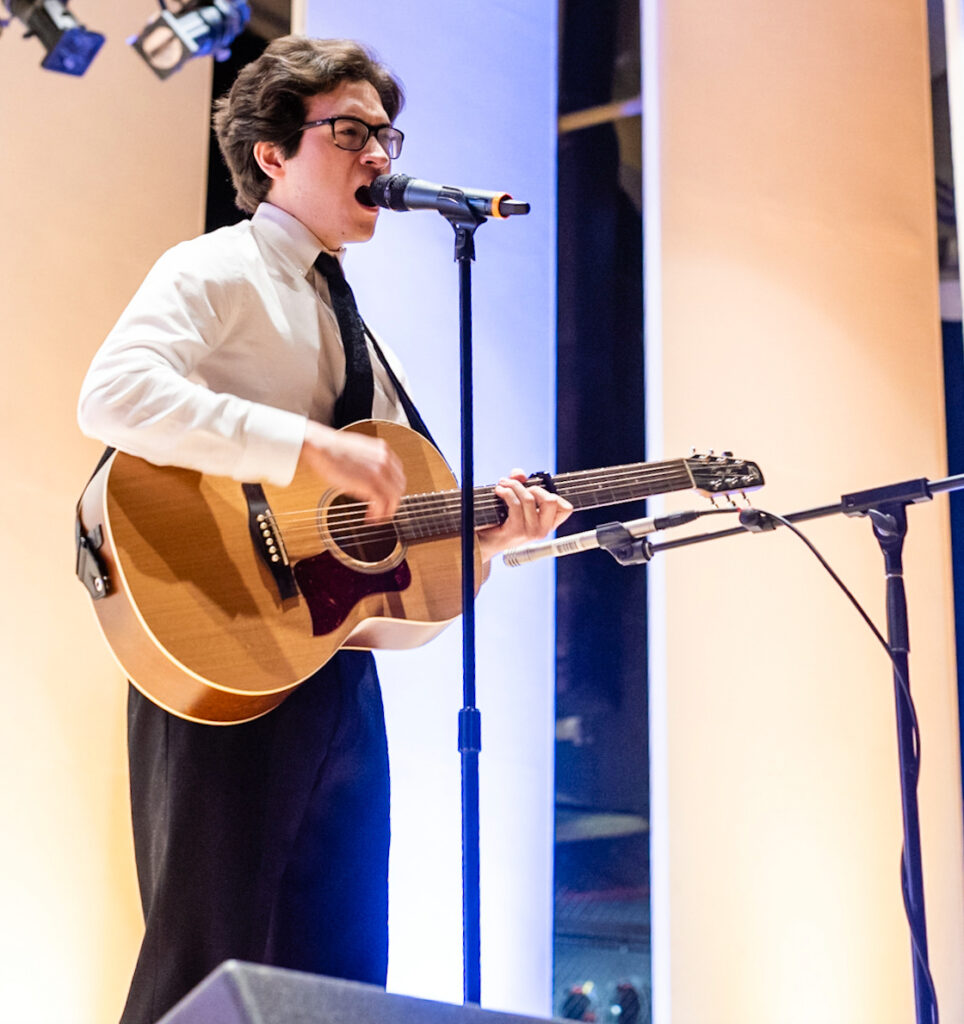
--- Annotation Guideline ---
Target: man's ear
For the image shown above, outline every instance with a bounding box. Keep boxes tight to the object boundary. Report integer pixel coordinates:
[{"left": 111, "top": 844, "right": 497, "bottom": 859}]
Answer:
[{"left": 253, "top": 140, "right": 286, "bottom": 182}]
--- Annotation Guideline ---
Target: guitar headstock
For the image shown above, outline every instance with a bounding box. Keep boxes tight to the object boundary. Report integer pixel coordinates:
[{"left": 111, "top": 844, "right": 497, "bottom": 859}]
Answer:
[{"left": 685, "top": 452, "right": 764, "bottom": 495}]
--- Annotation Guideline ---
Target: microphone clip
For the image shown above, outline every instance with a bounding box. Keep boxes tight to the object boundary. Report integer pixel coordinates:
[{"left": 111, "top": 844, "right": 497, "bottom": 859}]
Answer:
[
  {"left": 437, "top": 187, "right": 489, "bottom": 233},
  {"left": 595, "top": 521, "right": 654, "bottom": 566},
  {"left": 738, "top": 508, "right": 778, "bottom": 533}
]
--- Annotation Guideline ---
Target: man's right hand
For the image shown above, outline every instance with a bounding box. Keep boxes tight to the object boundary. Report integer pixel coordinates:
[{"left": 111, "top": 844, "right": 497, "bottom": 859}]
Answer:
[{"left": 297, "top": 421, "right": 406, "bottom": 521}]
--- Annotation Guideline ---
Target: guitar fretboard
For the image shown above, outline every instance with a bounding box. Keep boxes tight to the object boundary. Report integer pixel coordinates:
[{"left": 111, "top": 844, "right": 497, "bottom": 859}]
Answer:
[{"left": 395, "top": 460, "right": 693, "bottom": 541}]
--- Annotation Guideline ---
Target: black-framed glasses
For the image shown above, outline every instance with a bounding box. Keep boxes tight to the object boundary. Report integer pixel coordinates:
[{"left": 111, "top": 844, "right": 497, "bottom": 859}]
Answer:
[{"left": 298, "top": 116, "right": 404, "bottom": 159}]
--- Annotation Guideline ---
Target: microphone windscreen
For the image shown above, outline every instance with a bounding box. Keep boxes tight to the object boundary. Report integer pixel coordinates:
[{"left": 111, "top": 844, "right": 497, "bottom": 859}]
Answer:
[
  {"left": 385, "top": 174, "right": 412, "bottom": 211},
  {"left": 361, "top": 174, "right": 411, "bottom": 211}
]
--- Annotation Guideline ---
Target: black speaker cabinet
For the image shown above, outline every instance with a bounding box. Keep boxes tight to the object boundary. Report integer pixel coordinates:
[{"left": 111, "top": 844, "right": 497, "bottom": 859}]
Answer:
[{"left": 158, "top": 961, "right": 558, "bottom": 1024}]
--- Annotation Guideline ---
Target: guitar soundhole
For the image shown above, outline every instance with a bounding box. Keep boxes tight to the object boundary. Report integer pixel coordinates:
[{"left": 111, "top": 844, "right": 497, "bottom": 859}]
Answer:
[{"left": 326, "top": 494, "right": 399, "bottom": 565}]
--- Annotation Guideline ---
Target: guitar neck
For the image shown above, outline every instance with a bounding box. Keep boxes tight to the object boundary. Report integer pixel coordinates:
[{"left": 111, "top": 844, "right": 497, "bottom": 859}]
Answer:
[{"left": 394, "top": 459, "right": 694, "bottom": 541}]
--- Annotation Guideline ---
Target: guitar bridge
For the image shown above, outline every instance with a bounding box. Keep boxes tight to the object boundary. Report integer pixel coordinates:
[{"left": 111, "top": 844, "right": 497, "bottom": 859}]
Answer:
[{"left": 242, "top": 483, "right": 299, "bottom": 601}]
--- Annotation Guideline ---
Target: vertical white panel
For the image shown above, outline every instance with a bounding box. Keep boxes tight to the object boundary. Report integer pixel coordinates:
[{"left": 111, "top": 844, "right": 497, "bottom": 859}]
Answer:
[
  {"left": 641, "top": 1, "right": 670, "bottom": 1022},
  {"left": 641, "top": 2, "right": 672, "bottom": 1019},
  {"left": 303, "top": 3, "right": 557, "bottom": 1014}
]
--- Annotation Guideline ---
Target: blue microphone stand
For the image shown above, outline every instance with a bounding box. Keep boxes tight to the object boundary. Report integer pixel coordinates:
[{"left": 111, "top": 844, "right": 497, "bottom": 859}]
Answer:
[{"left": 438, "top": 195, "right": 489, "bottom": 1007}]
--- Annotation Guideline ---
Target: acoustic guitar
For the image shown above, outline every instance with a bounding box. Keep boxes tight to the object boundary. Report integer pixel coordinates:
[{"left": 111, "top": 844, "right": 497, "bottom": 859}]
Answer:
[{"left": 77, "top": 419, "right": 763, "bottom": 724}]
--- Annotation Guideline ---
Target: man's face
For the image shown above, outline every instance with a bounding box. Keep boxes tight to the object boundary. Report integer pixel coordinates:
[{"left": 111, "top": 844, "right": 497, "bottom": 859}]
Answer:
[{"left": 262, "top": 79, "right": 393, "bottom": 249}]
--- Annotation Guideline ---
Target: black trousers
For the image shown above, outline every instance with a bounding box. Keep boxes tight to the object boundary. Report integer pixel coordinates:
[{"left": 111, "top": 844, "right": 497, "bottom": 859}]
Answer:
[{"left": 120, "top": 651, "right": 390, "bottom": 1024}]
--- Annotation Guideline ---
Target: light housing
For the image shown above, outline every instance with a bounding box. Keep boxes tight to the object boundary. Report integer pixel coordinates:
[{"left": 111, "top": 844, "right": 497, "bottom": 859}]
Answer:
[
  {"left": 4, "top": 0, "right": 104, "bottom": 76},
  {"left": 129, "top": 0, "right": 250, "bottom": 80}
]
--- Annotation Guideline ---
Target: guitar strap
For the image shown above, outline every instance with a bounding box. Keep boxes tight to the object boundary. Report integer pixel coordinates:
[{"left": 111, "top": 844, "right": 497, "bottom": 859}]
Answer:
[{"left": 363, "top": 323, "right": 438, "bottom": 450}]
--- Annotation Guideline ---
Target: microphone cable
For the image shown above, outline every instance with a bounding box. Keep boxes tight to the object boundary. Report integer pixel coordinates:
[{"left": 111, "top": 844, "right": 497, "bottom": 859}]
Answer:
[{"left": 728, "top": 508, "right": 938, "bottom": 1024}]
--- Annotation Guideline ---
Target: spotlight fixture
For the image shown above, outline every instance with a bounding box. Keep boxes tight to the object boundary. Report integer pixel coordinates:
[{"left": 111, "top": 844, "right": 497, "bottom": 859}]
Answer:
[
  {"left": 560, "top": 982, "right": 597, "bottom": 1021},
  {"left": 609, "top": 982, "right": 644, "bottom": 1024},
  {"left": 2, "top": 0, "right": 104, "bottom": 76},
  {"left": 129, "top": 0, "right": 250, "bottom": 80}
]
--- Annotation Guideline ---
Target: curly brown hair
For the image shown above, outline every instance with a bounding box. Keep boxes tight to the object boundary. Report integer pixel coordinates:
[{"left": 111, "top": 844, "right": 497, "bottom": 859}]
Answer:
[{"left": 214, "top": 36, "right": 404, "bottom": 214}]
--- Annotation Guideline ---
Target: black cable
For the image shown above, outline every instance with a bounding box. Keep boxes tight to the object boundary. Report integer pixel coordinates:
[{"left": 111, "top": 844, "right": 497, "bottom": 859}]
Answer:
[
  {"left": 744, "top": 509, "right": 920, "bottom": 750},
  {"left": 744, "top": 508, "right": 937, "bottom": 1024}
]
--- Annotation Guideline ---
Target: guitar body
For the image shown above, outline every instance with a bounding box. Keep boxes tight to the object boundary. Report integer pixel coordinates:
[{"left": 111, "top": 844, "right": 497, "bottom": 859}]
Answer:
[{"left": 80, "top": 421, "right": 479, "bottom": 724}]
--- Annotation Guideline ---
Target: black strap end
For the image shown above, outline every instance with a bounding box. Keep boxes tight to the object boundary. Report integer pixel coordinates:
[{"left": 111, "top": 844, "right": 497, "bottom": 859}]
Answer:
[{"left": 75, "top": 522, "right": 110, "bottom": 599}]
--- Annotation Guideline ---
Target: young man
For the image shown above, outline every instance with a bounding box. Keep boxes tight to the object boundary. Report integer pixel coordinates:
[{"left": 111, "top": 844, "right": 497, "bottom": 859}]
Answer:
[{"left": 78, "top": 36, "right": 569, "bottom": 1024}]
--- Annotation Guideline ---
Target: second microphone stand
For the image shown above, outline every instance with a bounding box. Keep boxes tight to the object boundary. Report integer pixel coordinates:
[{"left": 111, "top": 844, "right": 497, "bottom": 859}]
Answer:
[{"left": 591, "top": 474, "right": 962, "bottom": 1024}]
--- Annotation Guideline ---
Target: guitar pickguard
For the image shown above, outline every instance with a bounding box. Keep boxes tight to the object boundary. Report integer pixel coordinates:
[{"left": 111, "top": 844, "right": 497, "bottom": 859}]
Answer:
[{"left": 293, "top": 550, "right": 412, "bottom": 636}]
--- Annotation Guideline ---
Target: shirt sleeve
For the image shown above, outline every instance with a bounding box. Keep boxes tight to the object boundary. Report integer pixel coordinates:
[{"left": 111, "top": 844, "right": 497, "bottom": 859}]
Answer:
[{"left": 77, "top": 243, "right": 308, "bottom": 487}]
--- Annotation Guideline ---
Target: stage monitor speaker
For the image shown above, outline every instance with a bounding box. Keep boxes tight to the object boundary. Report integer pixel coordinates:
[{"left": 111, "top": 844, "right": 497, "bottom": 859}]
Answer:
[{"left": 158, "top": 960, "right": 559, "bottom": 1024}]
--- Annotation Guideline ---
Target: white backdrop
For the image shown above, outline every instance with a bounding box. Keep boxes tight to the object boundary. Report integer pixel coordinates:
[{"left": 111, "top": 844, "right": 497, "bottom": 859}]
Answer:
[{"left": 301, "top": 2, "right": 559, "bottom": 1015}]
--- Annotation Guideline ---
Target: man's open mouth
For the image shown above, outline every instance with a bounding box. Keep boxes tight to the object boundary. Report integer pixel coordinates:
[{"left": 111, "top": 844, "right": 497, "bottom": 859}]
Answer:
[{"left": 355, "top": 185, "right": 377, "bottom": 208}]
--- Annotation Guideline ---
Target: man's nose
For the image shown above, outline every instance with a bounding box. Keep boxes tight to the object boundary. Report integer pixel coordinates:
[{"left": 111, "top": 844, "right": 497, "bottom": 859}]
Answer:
[{"left": 362, "top": 138, "right": 391, "bottom": 167}]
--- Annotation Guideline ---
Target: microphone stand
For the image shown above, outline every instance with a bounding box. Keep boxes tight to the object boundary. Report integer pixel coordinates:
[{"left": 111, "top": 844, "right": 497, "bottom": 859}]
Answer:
[
  {"left": 437, "top": 195, "right": 488, "bottom": 1006},
  {"left": 592, "top": 472, "right": 964, "bottom": 1024}
]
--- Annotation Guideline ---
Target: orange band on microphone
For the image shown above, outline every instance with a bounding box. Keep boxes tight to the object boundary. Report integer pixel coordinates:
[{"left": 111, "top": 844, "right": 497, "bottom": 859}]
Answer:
[{"left": 490, "top": 192, "right": 512, "bottom": 219}]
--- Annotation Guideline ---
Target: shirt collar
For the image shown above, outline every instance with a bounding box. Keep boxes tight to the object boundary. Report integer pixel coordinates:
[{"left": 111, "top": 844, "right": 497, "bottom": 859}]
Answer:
[{"left": 251, "top": 202, "right": 345, "bottom": 278}]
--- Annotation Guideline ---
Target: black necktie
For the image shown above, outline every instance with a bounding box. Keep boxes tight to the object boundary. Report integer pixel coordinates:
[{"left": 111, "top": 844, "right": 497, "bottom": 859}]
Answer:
[
  {"left": 314, "top": 251, "right": 437, "bottom": 448},
  {"left": 314, "top": 251, "right": 374, "bottom": 428}
]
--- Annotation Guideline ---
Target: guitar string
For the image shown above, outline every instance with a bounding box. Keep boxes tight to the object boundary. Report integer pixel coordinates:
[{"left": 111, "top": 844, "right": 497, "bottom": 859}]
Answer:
[
  {"left": 269, "top": 480, "right": 733, "bottom": 551},
  {"left": 268, "top": 462, "right": 702, "bottom": 526},
  {"left": 269, "top": 464, "right": 732, "bottom": 535},
  {"left": 270, "top": 466, "right": 698, "bottom": 536},
  {"left": 261, "top": 475, "right": 753, "bottom": 557}
]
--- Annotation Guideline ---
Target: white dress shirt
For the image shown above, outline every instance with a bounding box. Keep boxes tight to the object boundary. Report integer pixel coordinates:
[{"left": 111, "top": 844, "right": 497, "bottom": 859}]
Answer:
[{"left": 78, "top": 203, "right": 411, "bottom": 486}]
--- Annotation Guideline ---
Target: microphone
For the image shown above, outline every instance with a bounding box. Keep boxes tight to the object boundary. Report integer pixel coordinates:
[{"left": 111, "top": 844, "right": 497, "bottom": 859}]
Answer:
[
  {"left": 358, "top": 174, "right": 531, "bottom": 219},
  {"left": 503, "top": 510, "right": 703, "bottom": 567}
]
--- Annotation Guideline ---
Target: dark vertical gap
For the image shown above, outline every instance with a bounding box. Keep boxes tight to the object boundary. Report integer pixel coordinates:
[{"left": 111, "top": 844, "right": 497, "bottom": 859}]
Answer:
[
  {"left": 942, "top": 322, "right": 964, "bottom": 813},
  {"left": 927, "top": 0, "right": 964, "bottom": 825},
  {"left": 205, "top": 27, "right": 277, "bottom": 232},
  {"left": 555, "top": 0, "right": 649, "bottom": 1018}
]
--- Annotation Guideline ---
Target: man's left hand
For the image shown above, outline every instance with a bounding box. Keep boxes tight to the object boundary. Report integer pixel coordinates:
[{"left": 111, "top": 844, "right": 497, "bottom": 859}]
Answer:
[{"left": 478, "top": 469, "right": 573, "bottom": 563}]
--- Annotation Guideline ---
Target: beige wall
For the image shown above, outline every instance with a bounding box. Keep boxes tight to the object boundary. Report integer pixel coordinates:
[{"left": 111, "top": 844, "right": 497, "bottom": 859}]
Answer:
[
  {"left": 647, "top": 1, "right": 964, "bottom": 1022},
  {"left": 0, "top": 5, "right": 210, "bottom": 1019}
]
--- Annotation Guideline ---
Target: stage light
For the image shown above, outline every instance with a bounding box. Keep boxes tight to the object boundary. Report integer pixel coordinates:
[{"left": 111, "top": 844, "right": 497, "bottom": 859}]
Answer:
[
  {"left": 608, "top": 982, "right": 645, "bottom": 1024},
  {"left": 2, "top": 0, "right": 104, "bottom": 75},
  {"left": 560, "top": 982, "right": 597, "bottom": 1021},
  {"left": 129, "top": 0, "right": 250, "bottom": 81}
]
